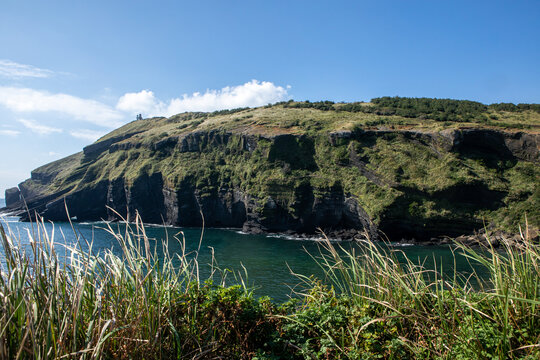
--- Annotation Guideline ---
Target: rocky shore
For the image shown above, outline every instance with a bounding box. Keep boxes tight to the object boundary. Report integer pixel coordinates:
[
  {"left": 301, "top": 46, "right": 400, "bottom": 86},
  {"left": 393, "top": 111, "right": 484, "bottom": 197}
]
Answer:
[{"left": 394, "top": 227, "right": 539, "bottom": 248}]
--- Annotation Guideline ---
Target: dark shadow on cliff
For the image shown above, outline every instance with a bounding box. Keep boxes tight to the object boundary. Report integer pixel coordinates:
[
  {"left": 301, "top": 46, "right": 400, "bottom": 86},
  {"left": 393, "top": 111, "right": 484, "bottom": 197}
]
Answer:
[
  {"left": 380, "top": 181, "right": 508, "bottom": 241},
  {"left": 268, "top": 135, "right": 318, "bottom": 171},
  {"left": 453, "top": 130, "right": 518, "bottom": 170}
]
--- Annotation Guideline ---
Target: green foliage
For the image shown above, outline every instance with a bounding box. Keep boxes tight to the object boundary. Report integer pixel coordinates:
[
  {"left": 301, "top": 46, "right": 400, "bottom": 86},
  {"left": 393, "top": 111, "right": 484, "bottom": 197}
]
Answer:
[
  {"left": 489, "top": 102, "right": 540, "bottom": 113},
  {"left": 338, "top": 102, "right": 370, "bottom": 113},
  {"left": 268, "top": 135, "right": 317, "bottom": 170},
  {"left": 209, "top": 107, "right": 251, "bottom": 117},
  {"left": 283, "top": 100, "right": 336, "bottom": 111},
  {"left": 279, "top": 97, "right": 540, "bottom": 123},
  {"left": 0, "top": 214, "right": 286, "bottom": 359},
  {"left": 1, "top": 215, "right": 539, "bottom": 359},
  {"left": 12, "top": 100, "right": 540, "bottom": 238},
  {"left": 281, "top": 284, "right": 409, "bottom": 359},
  {"left": 283, "top": 234, "right": 540, "bottom": 359},
  {"left": 369, "top": 96, "right": 489, "bottom": 122}
]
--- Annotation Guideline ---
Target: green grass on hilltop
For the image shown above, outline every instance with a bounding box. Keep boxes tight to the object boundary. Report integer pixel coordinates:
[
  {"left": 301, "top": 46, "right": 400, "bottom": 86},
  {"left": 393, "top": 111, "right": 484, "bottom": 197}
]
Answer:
[
  {"left": 96, "top": 97, "right": 540, "bottom": 146},
  {"left": 13, "top": 97, "right": 540, "bottom": 236}
]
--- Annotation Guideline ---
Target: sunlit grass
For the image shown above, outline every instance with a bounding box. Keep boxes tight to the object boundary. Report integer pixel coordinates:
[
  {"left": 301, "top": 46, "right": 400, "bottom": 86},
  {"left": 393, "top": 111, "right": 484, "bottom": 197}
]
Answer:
[
  {"left": 286, "top": 227, "right": 539, "bottom": 358},
  {"left": 0, "top": 214, "right": 538, "bottom": 359}
]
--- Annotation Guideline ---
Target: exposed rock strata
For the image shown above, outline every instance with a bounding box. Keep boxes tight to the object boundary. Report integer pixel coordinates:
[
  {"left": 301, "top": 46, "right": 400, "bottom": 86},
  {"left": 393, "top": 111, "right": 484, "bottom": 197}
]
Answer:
[
  {"left": 2, "top": 127, "right": 538, "bottom": 241},
  {"left": 9, "top": 172, "right": 376, "bottom": 239}
]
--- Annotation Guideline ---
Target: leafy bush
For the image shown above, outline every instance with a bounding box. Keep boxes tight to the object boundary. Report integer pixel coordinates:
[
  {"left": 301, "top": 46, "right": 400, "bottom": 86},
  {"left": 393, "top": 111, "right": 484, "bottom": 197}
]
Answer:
[
  {"left": 283, "top": 100, "right": 336, "bottom": 111},
  {"left": 0, "top": 215, "right": 538, "bottom": 359},
  {"left": 280, "top": 97, "right": 540, "bottom": 122},
  {"left": 489, "top": 103, "right": 540, "bottom": 113}
]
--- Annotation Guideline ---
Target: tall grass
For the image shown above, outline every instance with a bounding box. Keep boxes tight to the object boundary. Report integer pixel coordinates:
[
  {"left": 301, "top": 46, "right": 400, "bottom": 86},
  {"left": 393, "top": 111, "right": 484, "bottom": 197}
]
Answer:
[
  {"left": 0, "top": 213, "right": 538, "bottom": 359},
  {"left": 0, "top": 213, "right": 274, "bottom": 359},
  {"left": 0, "top": 214, "right": 184, "bottom": 358},
  {"left": 287, "top": 229, "right": 540, "bottom": 358}
]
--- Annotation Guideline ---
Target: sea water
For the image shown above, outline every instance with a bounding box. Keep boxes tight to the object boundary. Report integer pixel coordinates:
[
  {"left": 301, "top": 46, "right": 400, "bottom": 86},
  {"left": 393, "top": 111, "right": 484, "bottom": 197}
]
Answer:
[{"left": 0, "top": 216, "right": 483, "bottom": 302}]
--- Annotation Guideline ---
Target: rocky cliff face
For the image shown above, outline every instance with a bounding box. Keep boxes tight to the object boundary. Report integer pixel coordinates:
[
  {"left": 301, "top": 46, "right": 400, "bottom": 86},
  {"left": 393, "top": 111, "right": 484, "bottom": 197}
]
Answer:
[
  {"left": 3, "top": 105, "right": 539, "bottom": 241},
  {"left": 12, "top": 169, "right": 377, "bottom": 239}
]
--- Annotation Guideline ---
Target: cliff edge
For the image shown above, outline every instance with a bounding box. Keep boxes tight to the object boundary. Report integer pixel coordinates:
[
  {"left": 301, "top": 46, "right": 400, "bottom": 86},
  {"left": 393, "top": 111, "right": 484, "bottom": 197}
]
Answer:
[{"left": 3, "top": 98, "right": 539, "bottom": 241}]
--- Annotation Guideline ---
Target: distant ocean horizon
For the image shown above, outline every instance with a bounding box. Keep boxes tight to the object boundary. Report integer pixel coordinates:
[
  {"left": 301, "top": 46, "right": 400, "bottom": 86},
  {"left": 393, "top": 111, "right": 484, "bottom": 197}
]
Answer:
[{"left": 0, "top": 198, "right": 4, "bottom": 207}]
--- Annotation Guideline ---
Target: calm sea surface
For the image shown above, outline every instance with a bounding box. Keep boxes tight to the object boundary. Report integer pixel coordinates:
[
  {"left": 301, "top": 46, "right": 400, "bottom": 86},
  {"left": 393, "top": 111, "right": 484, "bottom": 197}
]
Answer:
[{"left": 0, "top": 216, "right": 485, "bottom": 302}]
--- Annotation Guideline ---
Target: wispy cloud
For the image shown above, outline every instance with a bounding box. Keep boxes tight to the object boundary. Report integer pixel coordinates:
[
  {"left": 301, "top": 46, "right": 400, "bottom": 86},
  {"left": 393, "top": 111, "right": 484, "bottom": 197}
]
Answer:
[
  {"left": 0, "top": 87, "right": 124, "bottom": 128},
  {"left": 0, "top": 59, "right": 54, "bottom": 79},
  {"left": 0, "top": 129, "right": 20, "bottom": 137},
  {"left": 69, "top": 129, "right": 107, "bottom": 142},
  {"left": 18, "top": 118, "right": 62, "bottom": 135},
  {"left": 116, "top": 80, "right": 290, "bottom": 117}
]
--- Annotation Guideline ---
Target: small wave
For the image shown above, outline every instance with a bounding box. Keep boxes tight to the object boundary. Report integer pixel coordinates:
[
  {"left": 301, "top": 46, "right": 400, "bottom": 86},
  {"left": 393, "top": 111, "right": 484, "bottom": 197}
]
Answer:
[
  {"left": 266, "top": 233, "right": 332, "bottom": 242},
  {"left": 0, "top": 220, "right": 20, "bottom": 224},
  {"left": 232, "top": 231, "right": 323, "bottom": 241},
  {"left": 0, "top": 216, "right": 21, "bottom": 224},
  {"left": 145, "top": 223, "right": 178, "bottom": 229},
  {"left": 0, "top": 211, "right": 17, "bottom": 217},
  {"left": 78, "top": 221, "right": 112, "bottom": 226},
  {"left": 390, "top": 242, "right": 416, "bottom": 247}
]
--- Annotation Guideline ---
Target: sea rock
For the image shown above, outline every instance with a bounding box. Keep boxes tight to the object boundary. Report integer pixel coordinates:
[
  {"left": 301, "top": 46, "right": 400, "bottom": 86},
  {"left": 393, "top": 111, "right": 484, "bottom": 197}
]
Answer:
[{"left": 5, "top": 187, "right": 20, "bottom": 207}]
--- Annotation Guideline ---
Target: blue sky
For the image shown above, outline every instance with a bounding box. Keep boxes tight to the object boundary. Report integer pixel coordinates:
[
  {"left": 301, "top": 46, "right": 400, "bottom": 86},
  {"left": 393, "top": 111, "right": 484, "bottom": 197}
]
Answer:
[{"left": 1, "top": 0, "right": 539, "bottom": 195}]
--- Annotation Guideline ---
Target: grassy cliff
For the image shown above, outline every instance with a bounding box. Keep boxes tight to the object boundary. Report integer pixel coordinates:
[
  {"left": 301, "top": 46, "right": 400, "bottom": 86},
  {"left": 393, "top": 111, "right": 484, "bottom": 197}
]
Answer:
[{"left": 5, "top": 97, "right": 540, "bottom": 240}]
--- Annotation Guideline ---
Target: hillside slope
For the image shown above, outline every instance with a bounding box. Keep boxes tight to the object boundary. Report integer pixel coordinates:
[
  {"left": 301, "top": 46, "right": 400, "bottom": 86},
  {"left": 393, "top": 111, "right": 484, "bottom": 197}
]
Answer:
[{"left": 3, "top": 98, "right": 540, "bottom": 241}]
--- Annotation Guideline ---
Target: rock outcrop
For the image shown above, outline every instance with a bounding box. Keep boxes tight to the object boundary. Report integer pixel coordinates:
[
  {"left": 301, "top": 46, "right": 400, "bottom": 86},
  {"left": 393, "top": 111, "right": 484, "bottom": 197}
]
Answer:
[
  {"left": 9, "top": 172, "right": 377, "bottom": 240},
  {"left": 3, "top": 104, "right": 538, "bottom": 241},
  {"left": 5, "top": 187, "right": 20, "bottom": 207}
]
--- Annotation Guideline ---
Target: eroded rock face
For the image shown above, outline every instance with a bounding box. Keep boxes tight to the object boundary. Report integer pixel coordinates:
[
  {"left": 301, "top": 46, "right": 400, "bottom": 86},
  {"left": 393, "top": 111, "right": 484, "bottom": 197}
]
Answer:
[
  {"left": 4, "top": 127, "right": 538, "bottom": 241},
  {"left": 5, "top": 187, "right": 20, "bottom": 207},
  {"left": 83, "top": 132, "right": 143, "bottom": 161},
  {"left": 106, "top": 178, "right": 128, "bottom": 219},
  {"left": 6, "top": 169, "right": 376, "bottom": 239},
  {"left": 440, "top": 129, "right": 539, "bottom": 162},
  {"left": 41, "top": 181, "right": 110, "bottom": 222},
  {"left": 243, "top": 182, "right": 376, "bottom": 239},
  {"left": 503, "top": 132, "right": 540, "bottom": 162},
  {"left": 268, "top": 135, "right": 317, "bottom": 170}
]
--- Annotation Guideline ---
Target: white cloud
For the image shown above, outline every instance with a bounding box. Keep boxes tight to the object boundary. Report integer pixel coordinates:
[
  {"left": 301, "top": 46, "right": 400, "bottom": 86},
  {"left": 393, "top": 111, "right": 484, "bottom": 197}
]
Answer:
[
  {"left": 0, "top": 59, "right": 54, "bottom": 79},
  {"left": 116, "top": 80, "right": 289, "bottom": 117},
  {"left": 0, "top": 80, "right": 289, "bottom": 140},
  {"left": 18, "top": 118, "right": 62, "bottom": 135},
  {"left": 0, "top": 129, "right": 20, "bottom": 137},
  {"left": 0, "top": 87, "right": 124, "bottom": 128},
  {"left": 69, "top": 129, "right": 107, "bottom": 142},
  {"left": 166, "top": 80, "right": 289, "bottom": 116},
  {"left": 117, "top": 89, "right": 161, "bottom": 114},
  {"left": 48, "top": 151, "right": 60, "bottom": 156}
]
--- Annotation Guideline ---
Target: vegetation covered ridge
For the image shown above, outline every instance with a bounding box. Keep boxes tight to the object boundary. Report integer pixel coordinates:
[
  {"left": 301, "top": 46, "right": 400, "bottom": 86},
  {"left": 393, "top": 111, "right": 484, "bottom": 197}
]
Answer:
[
  {"left": 0, "top": 215, "right": 538, "bottom": 359},
  {"left": 3, "top": 96, "right": 540, "bottom": 241},
  {"left": 283, "top": 96, "right": 540, "bottom": 126}
]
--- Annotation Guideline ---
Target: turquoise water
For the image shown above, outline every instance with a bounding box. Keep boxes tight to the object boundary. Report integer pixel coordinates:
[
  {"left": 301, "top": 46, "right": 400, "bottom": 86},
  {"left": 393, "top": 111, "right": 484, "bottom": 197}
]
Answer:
[{"left": 0, "top": 216, "right": 483, "bottom": 302}]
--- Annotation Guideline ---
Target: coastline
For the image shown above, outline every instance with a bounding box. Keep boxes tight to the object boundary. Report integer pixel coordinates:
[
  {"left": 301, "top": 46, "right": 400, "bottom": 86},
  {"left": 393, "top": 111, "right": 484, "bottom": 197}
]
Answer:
[{"left": 3, "top": 209, "right": 535, "bottom": 248}]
